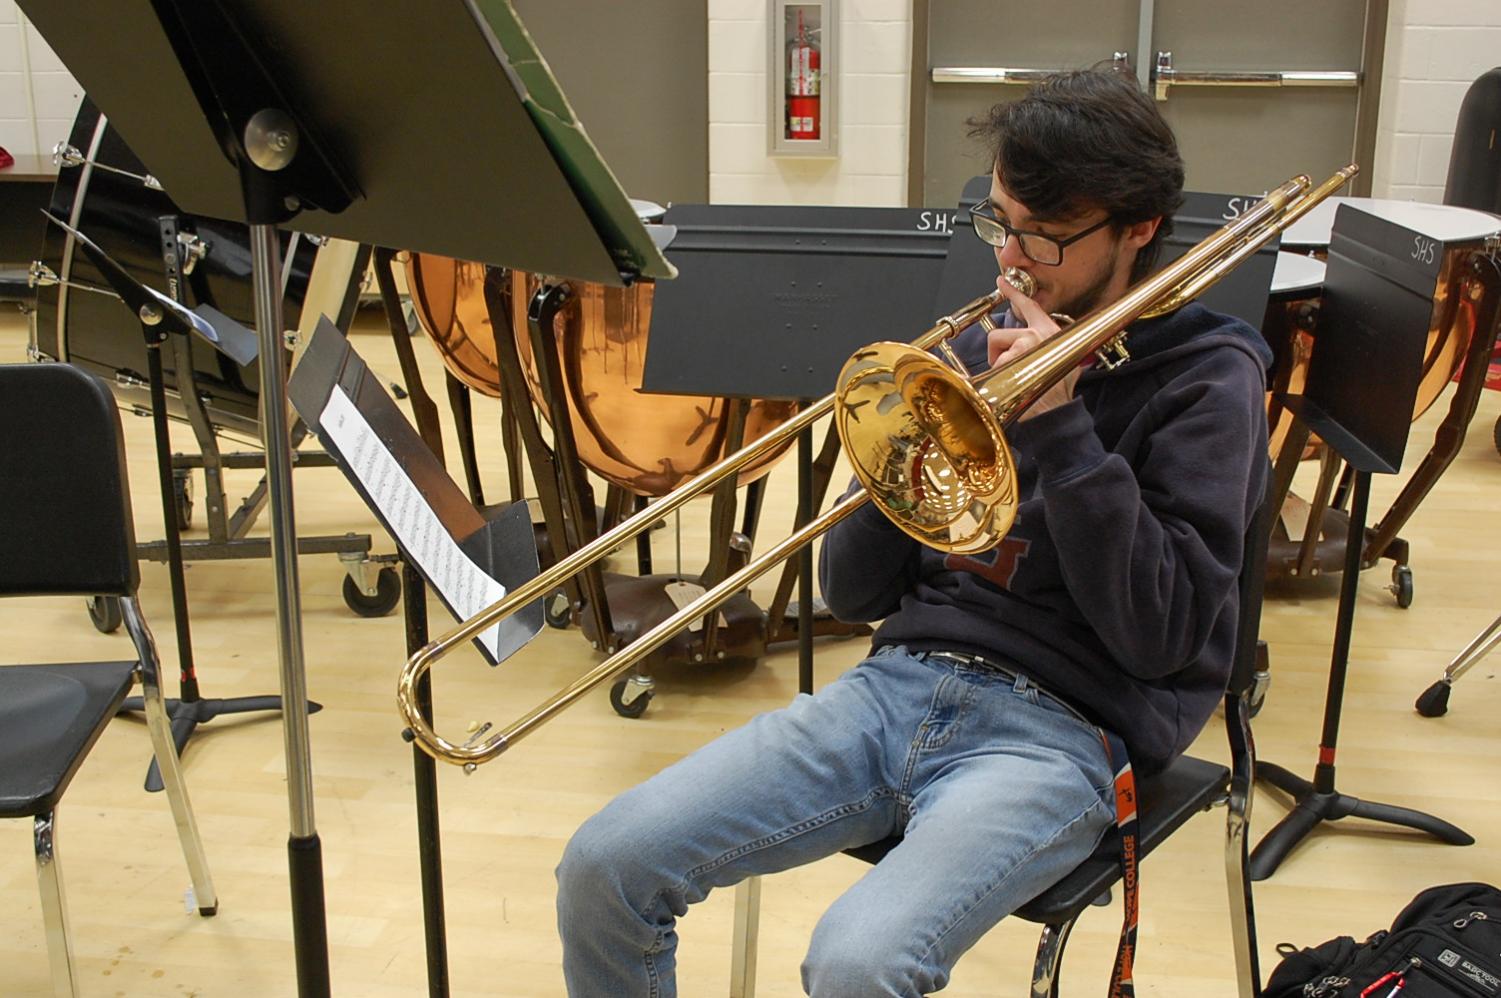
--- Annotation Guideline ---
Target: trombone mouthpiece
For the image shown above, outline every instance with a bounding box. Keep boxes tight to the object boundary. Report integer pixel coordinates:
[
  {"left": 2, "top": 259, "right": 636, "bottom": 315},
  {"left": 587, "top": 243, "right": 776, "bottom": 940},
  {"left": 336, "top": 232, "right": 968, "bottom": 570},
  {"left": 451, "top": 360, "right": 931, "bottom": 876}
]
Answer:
[{"left": 1002, "top": 267, "right": 1036, "bottom": 298}]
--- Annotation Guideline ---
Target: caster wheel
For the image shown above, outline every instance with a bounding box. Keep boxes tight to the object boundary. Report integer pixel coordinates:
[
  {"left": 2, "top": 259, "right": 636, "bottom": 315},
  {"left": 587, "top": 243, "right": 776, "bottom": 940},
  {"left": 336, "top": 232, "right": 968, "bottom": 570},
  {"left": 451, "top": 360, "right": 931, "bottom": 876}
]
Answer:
[
  {"left": 343, "top": 567, "right": 401, "bottom": 617},
  {"left": 545, "top": 590, "right": 572, "bottom": 629},
  {"left": 172, "top": 471, "right": 193, "bottom": 531},
  {"left": 87, "top": 595, "right": 123, "bottom": 633},
  {"left": 1414, "top": 680, "right": 1451, "bottom": 718},
  {"left": 1389, "top": 564, "right": 1414, "bottom": 609},
  {"left": 610, "top": 678, "right": 653, "bottom": 719}
]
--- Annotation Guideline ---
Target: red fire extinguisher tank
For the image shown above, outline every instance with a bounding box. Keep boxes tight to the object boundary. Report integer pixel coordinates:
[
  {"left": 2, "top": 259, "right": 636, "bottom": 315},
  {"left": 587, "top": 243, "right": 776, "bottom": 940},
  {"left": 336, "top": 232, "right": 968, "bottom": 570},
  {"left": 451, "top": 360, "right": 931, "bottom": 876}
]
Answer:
[{"left": 787, "top": 10, "right": 820, "bottom": 140}]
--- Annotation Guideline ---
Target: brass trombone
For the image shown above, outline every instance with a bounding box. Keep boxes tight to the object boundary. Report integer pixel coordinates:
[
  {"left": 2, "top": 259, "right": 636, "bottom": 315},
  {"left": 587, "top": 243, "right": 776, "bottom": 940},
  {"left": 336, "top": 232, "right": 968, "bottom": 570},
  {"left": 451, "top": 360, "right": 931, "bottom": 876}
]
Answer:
[{"left": 398, "top": 166, "right": 1357, "bottom": 770}]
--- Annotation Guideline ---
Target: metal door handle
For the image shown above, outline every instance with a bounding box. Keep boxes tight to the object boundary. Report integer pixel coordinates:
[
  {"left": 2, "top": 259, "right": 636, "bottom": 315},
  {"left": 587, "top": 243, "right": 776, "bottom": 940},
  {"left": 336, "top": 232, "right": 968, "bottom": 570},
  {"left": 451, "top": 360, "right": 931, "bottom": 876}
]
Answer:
[
  {"left": 1152, "top": 51, "right": 1359, "bottom": 101},
  {"left": 933, "top": 52, "right": 1130, "bottom": 85}
]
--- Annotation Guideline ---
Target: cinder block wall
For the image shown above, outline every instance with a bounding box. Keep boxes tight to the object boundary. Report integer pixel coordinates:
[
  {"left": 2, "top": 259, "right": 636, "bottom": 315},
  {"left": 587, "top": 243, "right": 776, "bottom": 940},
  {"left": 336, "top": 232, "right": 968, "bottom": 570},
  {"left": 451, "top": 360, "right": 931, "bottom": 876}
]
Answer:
[
  {"left": 0, "top": 0, "right": 79, "bottom": 162},
  {"left": 708, "top": 0, "right": 911, "bottom": 206},
  {"left": 1372, "top": 0, "right": 1501, "bottom": 202}
]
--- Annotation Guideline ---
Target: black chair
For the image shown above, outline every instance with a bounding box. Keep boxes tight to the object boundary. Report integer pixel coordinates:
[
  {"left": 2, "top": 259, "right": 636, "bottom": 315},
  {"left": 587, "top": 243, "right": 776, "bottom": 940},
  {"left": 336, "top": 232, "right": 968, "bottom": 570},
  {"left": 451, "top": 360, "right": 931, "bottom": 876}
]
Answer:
[
  {"left": 0, "top": 363, "right": 217, "bottom": 996},
  {"left": 728, "top": 495, "right": 1271, "bottom": 998}
]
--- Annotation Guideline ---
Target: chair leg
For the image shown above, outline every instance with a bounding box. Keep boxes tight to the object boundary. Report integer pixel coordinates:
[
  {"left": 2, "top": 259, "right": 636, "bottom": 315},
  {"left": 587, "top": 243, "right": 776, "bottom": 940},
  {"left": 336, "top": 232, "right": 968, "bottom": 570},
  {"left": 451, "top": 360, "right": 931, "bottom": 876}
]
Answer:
[
  {"left": 729, "top": 875, "right": 762, "bottom": 998},
  {"left": 1030, "top": 917, "right": 1076, "bottom": 998},
  {"left": 1225, "top": 695, "right": 1263, "bottom": 998},
  {"left": 35, "top": 811, "right": 81, "bottom": 997},
  {"left": 122, "top": 596, "right": 219, "bottom": 915}
]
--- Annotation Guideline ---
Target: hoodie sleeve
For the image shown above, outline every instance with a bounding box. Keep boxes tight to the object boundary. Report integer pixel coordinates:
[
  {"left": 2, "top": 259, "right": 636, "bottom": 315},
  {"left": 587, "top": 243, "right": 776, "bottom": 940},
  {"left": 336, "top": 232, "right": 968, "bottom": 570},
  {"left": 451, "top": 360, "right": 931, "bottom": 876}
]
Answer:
[
  {"left": 817, "top": 480, "right": 923, "bottom": 623},
  {"left": 1004, "top": 344, "right": 1267, "bottom": 679}
]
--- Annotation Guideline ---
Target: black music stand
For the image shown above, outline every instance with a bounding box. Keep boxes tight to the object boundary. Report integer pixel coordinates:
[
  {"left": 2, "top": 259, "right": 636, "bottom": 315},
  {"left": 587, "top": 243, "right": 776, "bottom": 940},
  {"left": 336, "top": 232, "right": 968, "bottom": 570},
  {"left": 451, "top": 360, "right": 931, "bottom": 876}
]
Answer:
[
  {"left": 20, "top": 2, "right": 671, "bottom": 995},
  {"left": 45, "top": 212, "right": 318, "bottom": 792},
  {"left": 1249, "top": 204, "right": 1474, "bottom": 881}
]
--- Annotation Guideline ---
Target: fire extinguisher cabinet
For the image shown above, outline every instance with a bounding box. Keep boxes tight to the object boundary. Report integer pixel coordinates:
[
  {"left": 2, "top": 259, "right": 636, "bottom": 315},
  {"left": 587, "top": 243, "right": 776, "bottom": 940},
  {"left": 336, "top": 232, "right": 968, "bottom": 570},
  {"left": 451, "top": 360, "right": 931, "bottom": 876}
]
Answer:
[{"left": 768, "top": 0, "right": 838, "bottom": 157}]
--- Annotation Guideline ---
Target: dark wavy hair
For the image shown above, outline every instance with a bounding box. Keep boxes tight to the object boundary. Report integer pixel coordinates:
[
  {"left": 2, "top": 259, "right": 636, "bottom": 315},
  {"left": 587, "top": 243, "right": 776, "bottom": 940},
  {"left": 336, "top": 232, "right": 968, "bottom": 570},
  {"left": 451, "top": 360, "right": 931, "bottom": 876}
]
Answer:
[{"left": 968, "top": 65, "right": 1184, "bottom": 282}]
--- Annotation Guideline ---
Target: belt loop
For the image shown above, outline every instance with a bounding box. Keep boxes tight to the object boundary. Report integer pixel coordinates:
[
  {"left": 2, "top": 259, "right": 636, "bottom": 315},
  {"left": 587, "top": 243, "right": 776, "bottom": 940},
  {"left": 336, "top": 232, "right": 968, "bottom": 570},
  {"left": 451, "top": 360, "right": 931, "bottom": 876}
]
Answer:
[{"left": 1011, "top": 674, "right": 1027, "bottom": 695}]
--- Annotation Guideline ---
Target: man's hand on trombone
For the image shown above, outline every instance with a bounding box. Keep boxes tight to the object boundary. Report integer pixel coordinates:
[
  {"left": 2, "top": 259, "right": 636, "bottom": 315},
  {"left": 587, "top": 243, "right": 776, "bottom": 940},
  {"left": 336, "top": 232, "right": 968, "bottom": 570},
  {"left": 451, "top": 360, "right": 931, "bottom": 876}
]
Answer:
[{"left": 988, "top": 277, "right": 1080, "bottom": 421}]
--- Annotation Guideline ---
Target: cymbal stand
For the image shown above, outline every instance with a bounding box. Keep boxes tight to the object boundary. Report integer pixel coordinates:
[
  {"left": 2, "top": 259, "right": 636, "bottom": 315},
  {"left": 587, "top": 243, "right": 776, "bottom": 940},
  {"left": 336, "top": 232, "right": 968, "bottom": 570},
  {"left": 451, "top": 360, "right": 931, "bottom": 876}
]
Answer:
[{"left": 116, "top": 214, "right": 318, "bottom": 792}]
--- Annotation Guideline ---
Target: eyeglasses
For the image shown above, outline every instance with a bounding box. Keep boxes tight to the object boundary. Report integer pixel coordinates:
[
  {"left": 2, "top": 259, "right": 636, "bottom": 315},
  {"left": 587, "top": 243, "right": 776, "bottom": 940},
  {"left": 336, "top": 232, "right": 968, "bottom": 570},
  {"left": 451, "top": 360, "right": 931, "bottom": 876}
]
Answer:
[{"left": 966, "top": 199, "right": 1113, "bottom": 266}]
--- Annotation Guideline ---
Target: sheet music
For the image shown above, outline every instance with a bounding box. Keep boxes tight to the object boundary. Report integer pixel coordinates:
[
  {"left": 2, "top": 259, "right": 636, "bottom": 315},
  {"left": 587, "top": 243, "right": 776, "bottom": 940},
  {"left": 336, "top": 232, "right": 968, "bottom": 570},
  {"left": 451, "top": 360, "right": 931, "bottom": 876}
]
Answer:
[{"left": 320, "top": 385, "right": 504, "bottom": 657}]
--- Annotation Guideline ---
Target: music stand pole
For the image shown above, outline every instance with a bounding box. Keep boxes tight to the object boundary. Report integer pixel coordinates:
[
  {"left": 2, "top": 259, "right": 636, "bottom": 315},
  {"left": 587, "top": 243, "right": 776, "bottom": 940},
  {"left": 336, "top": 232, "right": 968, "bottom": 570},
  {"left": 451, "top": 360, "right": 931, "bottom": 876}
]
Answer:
[
  {"left": 247, "top": 222, "right": 329, "bottom": 995},
  {"left": 400, "top": 560, "right": 450, "bottom": 997}
]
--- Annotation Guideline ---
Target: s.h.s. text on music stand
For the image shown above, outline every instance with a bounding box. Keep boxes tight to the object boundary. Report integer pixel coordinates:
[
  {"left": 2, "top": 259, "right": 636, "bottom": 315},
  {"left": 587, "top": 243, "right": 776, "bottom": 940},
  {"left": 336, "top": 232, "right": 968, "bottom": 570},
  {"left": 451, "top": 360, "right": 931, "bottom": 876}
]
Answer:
[
  {"left": 20, "top": 2, "right": 672, "bottom": 995},
  {"left": 1249, "top": 203, "right": 1478, "bottom": 882}
]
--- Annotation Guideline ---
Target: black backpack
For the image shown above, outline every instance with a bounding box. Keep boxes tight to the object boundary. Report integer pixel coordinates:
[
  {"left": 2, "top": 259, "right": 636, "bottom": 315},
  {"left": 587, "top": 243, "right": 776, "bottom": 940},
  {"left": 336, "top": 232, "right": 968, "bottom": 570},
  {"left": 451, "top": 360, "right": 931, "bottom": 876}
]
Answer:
[{"left": 1265, "top": 882, "right": 1501, "bottom": 998}]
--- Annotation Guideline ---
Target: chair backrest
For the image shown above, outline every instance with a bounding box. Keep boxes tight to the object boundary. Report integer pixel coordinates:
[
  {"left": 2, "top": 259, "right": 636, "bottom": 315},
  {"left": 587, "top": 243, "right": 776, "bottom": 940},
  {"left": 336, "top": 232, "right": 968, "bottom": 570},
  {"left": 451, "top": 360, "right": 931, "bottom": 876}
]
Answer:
[
  {"left": 1228, "top": 477, "right": 1273, "bottom": 701},
  {"left": 0, "top": 363, "right": 139, "bottom": 597}
]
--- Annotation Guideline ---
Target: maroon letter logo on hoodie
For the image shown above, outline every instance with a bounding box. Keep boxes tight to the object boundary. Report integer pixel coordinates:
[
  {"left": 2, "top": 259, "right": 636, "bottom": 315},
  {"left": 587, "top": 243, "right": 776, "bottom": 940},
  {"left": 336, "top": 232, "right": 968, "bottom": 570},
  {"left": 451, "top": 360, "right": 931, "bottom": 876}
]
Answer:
[{"left": 945, "top": 535, "right": 1032, "bottom": 590}]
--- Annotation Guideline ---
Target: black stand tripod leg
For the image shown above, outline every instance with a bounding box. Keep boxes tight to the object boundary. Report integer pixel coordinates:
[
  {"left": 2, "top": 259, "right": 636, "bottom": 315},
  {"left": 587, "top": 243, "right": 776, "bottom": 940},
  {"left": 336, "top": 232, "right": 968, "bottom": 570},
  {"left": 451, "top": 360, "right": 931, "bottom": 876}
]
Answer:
[
  {"left": 1251, "top": 761, "right": 1309, "bottom": 798},
  {"left": 120, "top": 693, "right": 320, "bottom": 791},
  {"left": 1249, "top": 801, "right": 1326, "bottom": 882},
  {"left": 1346, "top": 799, "right": 1473, "bottom": 843}
]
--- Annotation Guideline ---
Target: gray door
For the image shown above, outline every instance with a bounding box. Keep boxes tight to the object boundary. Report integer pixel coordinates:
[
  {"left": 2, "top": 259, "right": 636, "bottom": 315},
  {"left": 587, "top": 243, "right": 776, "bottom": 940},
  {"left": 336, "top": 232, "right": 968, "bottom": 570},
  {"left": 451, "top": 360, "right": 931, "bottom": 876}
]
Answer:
[
  {"left": 916, "top": 0, "right": 1372, "bottom": 208},
  {"left": 511, "top": 2, "right": 707, "bottom": 205},
  {"left": 917, "top": 0, "right": 1139, "bottom": 209}
]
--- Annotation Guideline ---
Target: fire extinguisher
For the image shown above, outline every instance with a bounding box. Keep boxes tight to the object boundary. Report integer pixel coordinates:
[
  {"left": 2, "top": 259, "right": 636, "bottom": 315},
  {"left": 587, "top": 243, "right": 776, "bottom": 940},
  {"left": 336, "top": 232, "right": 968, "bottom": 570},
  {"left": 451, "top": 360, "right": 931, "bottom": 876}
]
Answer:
[{"left": 787, "top": 10, "right": 820, "bottom": 140}]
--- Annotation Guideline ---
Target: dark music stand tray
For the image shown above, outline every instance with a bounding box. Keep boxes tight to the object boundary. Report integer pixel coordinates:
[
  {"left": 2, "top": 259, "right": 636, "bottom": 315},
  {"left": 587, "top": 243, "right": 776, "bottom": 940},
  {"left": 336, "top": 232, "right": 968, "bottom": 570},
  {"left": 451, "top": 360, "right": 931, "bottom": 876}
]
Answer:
[
  {"left": 640, "top": 203, "right": 953, "bottom": 694},
  {"left": 19, "top": 2, "right": 671, "bottom": 995},
  {"left": 1249, "top": 203, "right": 1475, "bottom": 881}
]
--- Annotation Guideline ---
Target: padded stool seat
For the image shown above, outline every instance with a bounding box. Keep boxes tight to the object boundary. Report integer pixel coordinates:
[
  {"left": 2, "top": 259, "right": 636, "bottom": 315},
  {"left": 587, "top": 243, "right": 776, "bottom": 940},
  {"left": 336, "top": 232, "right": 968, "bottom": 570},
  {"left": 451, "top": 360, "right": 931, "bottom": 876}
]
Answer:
[
  {"left": 1019, "top": 754, "right": 1228, "bottom": 923},
  {"left": 0, "top": 662, "right": 137, "bottom": 818}
]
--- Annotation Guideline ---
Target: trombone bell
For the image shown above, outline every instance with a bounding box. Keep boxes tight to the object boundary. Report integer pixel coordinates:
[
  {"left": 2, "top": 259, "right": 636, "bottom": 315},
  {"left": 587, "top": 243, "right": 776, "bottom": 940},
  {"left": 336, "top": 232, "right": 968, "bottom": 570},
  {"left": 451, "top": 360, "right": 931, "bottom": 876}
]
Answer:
[{"left": 836, "top": 342, "right": 1017, "bottom": 554}]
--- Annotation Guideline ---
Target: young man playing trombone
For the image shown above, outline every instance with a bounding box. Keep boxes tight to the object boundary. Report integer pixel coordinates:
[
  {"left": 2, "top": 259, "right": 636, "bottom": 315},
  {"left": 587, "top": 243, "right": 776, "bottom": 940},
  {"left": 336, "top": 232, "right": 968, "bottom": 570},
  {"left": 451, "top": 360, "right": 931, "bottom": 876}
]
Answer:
[{"left": 556, "top": 66, "right": 1272, "bottom": 997}]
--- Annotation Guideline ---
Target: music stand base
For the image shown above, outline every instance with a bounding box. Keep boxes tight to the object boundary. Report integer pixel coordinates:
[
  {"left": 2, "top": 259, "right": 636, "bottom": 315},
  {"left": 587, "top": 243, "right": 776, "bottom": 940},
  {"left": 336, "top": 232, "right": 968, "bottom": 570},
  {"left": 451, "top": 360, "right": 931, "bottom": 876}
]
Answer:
[
  {"left": 119, "top": 694, "right": 323, "bottom": 792},
  {"left": 1249, "top": 761, "right": 1474, "bottom": 881}
]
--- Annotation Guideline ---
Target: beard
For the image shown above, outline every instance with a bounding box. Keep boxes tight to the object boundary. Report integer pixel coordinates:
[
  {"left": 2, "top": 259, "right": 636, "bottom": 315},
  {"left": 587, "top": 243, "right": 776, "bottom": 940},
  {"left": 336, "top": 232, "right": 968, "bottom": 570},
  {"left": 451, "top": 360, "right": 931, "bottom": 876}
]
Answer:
[{"left": 1052, "top": 238, "right": 1127, "bottom": 319}]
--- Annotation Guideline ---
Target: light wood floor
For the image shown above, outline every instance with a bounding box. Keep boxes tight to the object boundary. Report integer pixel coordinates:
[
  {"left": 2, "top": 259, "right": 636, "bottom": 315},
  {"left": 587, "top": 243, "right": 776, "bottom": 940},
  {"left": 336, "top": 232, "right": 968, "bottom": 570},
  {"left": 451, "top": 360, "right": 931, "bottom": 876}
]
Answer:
[{"left": 2, "top": 307, "right": 1497, "bottom": 998}]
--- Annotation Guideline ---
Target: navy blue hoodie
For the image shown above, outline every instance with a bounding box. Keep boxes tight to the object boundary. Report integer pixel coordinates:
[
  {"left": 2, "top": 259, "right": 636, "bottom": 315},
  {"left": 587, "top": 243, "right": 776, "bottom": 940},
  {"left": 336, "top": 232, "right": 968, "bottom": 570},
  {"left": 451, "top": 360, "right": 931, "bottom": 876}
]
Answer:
[{"left": 818, "top": 302, "right": 1272, "bottom": 773}]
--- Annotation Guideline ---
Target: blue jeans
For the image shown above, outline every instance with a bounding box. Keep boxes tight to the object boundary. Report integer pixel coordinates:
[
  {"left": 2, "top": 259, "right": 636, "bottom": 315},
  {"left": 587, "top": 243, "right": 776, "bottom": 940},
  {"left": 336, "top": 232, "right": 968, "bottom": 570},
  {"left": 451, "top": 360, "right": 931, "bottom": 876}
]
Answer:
[{"left": 556, "top": 646, "right": 1116, "bottom": 997}]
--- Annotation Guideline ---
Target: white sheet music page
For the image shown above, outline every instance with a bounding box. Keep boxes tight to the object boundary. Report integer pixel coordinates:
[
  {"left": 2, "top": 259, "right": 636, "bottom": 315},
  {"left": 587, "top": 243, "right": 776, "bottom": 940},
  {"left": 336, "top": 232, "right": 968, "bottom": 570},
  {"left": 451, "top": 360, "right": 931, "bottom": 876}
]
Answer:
[{"left": 320, "top": 385, "right": 505, "bottom": 658}]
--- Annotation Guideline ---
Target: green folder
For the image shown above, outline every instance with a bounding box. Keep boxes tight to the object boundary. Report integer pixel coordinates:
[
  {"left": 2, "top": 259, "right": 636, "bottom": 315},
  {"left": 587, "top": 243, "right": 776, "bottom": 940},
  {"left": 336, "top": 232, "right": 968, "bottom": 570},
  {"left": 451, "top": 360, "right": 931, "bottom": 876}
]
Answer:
[{"left": 473, "top": 0, "right": 676, "bottom": 280}]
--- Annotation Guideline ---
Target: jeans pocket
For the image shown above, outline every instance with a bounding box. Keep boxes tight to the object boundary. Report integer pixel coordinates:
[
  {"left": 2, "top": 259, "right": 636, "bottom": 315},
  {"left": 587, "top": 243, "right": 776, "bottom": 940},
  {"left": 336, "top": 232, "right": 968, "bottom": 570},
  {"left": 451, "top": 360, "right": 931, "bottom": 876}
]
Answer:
[{"left": 916, "top": 673, "right": 972, "bottom": 750}]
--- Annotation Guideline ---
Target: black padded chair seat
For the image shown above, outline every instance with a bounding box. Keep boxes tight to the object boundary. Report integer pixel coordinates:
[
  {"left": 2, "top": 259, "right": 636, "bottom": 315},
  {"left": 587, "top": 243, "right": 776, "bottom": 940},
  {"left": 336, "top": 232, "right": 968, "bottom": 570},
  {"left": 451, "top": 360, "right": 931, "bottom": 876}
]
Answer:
[
  {"left": 842, "top": 754, "right": 1231, "bottom": 925},
  {"left": 0, "top": 662, "right": 137, "bottom": 818}
]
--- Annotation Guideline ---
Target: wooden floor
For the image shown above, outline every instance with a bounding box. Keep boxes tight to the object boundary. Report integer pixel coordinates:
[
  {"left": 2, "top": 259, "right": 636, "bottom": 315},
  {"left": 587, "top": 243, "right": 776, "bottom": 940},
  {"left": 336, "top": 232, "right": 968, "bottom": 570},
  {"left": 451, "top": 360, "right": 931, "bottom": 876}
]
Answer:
[{"left": 2, "top": 307, "right": 1497, "bottom": 998}]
